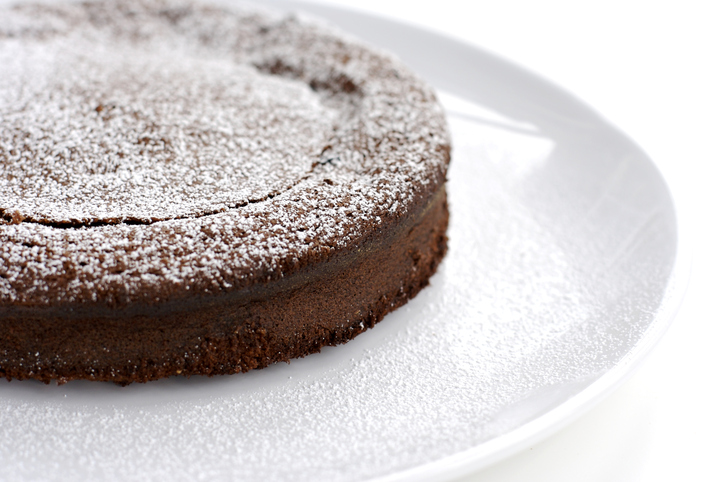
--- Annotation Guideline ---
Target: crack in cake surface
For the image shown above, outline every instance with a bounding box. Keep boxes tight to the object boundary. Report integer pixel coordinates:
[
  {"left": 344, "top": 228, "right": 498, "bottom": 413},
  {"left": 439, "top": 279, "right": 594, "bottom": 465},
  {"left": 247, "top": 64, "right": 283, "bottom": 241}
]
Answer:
[{"left": 1, "top": 36, "right": 348, "bottom": 226}]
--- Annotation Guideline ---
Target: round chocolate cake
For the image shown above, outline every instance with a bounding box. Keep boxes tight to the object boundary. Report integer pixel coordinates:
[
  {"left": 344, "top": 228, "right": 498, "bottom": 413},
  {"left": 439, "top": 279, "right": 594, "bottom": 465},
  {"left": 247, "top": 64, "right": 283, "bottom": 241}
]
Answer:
[{"left": 0, "top": 0, "right": 450, "bottom": 384}]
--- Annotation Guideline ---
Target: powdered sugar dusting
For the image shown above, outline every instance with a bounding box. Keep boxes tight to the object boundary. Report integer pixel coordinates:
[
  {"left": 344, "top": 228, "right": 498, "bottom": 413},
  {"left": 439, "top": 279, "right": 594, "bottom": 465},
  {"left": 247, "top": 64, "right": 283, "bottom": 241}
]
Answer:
[
  {"left": 0, "top": 0, "right": 450, "bottom": 306},
  {"left": 2, "top": 40, "right": 334, "bottom": 223}
]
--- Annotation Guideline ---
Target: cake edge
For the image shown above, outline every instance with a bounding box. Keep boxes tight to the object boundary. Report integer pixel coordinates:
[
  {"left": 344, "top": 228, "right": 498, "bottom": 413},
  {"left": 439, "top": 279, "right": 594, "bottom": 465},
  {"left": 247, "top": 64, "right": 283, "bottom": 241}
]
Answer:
[{"left": 0, "top": 185, "right": 449, "bottom": 385}]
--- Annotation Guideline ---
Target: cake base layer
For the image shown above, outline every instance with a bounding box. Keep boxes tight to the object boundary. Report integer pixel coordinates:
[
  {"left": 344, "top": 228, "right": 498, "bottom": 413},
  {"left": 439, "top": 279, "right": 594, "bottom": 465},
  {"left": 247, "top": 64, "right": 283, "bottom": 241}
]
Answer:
[{"left": 0, "top": 188, "right": 448, "bottom": 385}]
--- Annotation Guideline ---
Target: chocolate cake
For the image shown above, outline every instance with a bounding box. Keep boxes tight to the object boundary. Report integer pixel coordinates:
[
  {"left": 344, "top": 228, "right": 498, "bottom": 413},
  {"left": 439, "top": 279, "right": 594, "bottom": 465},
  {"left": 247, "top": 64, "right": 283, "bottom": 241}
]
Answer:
[{"left": 0, "top": 0, "right": 450, "bottom": 384}]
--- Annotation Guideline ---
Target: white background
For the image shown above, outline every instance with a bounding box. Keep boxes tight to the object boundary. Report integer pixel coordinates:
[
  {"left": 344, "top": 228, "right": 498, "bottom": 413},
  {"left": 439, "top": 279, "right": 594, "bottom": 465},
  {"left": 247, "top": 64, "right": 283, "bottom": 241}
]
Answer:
[{"left": 298, "top": 1, "right": 725, "bottom": 480}]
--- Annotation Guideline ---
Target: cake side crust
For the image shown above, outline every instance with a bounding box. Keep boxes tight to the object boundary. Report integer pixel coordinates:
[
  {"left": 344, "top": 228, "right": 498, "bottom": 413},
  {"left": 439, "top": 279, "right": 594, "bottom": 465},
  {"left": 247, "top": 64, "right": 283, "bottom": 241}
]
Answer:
[{"left": 0, "top": 187, "right": 449, "bottom": 384}]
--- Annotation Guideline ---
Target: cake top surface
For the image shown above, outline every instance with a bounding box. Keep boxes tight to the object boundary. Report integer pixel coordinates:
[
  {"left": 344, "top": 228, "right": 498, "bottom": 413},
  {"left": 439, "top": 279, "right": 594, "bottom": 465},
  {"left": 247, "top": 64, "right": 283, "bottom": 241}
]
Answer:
[
  {"left": 0, "top": 0, "right": 450, "bottom": 308},
  {"left": 2, "top": 40, "right": 335, "bottom": 225}
]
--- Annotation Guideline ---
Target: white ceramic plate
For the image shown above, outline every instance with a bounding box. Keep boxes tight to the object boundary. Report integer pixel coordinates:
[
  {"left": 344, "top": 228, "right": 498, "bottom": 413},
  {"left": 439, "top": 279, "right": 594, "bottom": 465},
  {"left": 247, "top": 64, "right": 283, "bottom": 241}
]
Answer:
[{"left": 0, "top": 2, "right": 687, "bottom": 481}]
